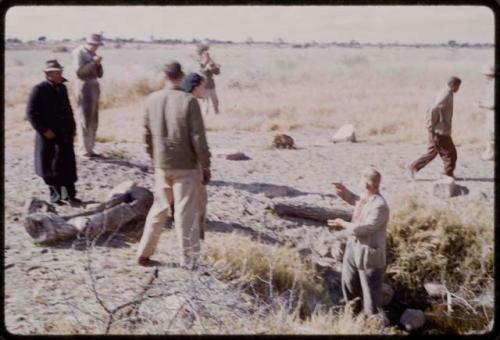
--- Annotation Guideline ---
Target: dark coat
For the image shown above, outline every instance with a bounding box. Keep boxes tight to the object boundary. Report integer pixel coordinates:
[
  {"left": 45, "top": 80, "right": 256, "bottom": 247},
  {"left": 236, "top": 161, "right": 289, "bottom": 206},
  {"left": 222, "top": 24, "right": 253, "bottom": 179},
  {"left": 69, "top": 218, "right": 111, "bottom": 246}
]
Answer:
[{"left": 26, "top": 80, "right": 77, "bottom": 185}]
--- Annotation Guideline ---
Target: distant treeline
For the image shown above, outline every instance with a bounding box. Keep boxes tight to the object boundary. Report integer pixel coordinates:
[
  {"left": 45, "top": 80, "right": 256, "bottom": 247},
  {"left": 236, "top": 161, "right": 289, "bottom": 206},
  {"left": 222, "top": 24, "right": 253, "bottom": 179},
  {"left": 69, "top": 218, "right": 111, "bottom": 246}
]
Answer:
[{"left": 5, "top": 37, "right": 494, "bottom": 49}]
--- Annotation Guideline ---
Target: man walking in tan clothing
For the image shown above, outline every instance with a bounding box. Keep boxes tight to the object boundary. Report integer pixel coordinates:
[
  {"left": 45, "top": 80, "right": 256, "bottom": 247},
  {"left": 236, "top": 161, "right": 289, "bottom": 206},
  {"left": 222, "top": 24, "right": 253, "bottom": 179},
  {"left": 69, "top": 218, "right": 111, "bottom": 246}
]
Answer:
[
  {"left": 72, "top": 33, "right": 104, "bottom": 158},
  {"left": 409, "top": 76, "right": 461, "bottom": 179},
  {"left": 476, "top": 65, "right": 495, "bottom": 161},
  {"left": 328, "top": 167, "right": 390, "bottom": 316},
  {"left": 137, "top": 62, "right": 211, "bottom": 269}
]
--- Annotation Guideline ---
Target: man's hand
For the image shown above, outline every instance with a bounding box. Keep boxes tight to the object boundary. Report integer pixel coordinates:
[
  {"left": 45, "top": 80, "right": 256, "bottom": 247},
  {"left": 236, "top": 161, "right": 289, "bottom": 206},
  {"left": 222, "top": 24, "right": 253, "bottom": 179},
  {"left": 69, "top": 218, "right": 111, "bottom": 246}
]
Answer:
[
  {"left": 327, "top": 218, "right": 345, "bottom": 231},
  {"left": 202, "top": 168, "right": 211, "bottom": 185},
  {"left": 43, "top": 130, "right": 56, "bottom": 140},
  {"left": 94, "top": 56, "right": 103, "bottom": 65},
  {"left": 332, "top": 182, "right": 348, "bottom": 201}
]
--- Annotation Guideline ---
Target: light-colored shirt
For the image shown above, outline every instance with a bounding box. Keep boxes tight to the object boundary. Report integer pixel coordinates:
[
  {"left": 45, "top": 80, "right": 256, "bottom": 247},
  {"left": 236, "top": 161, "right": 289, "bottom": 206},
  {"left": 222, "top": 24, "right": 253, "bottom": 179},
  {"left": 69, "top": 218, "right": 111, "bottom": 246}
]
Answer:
[
  {"left": 72, "top": 45, "right": 103, "bottom": 81},
  {"left": 426, "top": 88, "right": 454, "bottom": 136}
]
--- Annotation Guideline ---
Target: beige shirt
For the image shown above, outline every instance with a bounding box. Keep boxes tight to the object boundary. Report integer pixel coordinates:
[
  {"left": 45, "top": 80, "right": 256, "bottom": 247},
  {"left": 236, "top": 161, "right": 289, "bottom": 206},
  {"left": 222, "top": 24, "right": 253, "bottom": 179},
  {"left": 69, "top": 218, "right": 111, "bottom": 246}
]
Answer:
[
  {"left": 72, "top": 45, "right": 103, "bottom": 81},
  {"left": 426, "top": 88, "right": 454, "bottom": 136},
  {"left": 144, "top": 84, "right": 211, "bottom": 170}
]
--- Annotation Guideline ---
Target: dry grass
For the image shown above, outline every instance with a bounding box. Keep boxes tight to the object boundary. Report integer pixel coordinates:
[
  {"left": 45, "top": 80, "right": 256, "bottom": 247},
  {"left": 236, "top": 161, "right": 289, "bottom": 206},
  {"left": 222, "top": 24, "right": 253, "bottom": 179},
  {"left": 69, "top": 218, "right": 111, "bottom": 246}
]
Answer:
[
  {"left": 222, "top": 301, "right": 403, "bottom": 335},
  {"left": 4, "top": 45, "right": 494, "bottom": 145},
  {"left": 204, "top": 233, "right": 329, "bottom": 312},
  {"left": 386, "top": 195, "right": 493, "bottom": 293}
]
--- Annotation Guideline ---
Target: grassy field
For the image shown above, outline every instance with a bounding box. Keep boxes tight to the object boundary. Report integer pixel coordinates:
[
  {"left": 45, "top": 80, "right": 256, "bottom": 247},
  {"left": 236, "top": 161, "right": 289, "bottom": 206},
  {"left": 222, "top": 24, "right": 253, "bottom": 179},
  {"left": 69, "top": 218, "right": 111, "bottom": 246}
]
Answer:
[{"left": 4, "top": 44, "right": 494, "bottom": 147}]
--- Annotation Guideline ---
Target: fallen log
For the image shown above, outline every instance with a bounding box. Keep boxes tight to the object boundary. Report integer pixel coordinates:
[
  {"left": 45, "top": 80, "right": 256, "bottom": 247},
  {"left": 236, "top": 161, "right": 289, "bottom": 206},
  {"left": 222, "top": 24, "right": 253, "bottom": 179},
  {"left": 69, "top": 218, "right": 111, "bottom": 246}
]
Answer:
[
  {"left": 270, "top": 201, "right": 353, "bottom": 223},
  {"left": 24, "top": 183, "right": 153, "bottom": 245}
]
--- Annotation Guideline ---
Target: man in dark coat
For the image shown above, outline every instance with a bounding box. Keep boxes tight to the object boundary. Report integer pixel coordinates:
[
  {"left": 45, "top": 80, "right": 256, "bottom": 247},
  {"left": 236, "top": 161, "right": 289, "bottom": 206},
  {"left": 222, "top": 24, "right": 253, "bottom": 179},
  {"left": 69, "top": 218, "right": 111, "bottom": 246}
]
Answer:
[{"left": 27, "top": 60, "right": 81, "bottom": 205}]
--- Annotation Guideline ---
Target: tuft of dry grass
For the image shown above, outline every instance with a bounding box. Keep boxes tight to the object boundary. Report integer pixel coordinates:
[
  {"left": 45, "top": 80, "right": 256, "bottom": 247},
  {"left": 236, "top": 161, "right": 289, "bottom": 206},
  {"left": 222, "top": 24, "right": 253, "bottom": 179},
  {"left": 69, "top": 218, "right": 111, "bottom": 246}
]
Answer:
[
  {"left": 386, "top": 196, "right": 493, "bottom": 294},
  {"left": 224, "top": 304, "right": 404, "bottom": 335},
  {"left": 204, "top": 233, "right": 329, "bottom": 313}
]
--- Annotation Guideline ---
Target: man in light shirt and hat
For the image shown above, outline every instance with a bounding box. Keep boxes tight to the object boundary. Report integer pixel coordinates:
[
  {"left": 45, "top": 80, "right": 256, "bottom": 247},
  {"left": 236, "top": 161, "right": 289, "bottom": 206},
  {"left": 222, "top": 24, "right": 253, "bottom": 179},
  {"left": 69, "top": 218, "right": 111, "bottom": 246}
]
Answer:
[
  {"left": 198, "top": 44, "right": 221, "bottom": 115},
  {"left": 476, "top": 65, "right": 495, "bottom": 161},
  {"left": 26, "top": 60, "right": 80, "bottom": 205},
  {"left": 72, "top": 33, "right": 104, "bottom": 158}
]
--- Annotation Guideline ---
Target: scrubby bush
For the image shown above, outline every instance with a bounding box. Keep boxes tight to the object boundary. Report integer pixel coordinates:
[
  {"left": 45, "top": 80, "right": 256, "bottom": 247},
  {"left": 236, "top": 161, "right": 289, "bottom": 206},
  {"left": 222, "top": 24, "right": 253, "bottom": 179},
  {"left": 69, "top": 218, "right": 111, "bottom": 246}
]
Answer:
[{"left": 386, "top": 197, "right": 493, "bottom": 294}]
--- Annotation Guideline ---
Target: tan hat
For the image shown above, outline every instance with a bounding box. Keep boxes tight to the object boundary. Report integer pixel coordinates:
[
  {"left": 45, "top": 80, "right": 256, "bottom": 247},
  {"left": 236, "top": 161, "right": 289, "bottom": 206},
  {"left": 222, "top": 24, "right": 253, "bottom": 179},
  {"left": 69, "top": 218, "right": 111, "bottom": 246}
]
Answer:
[
  {"left": 43, "top": 59, "right": 64, "bottom": 72},
  {"left": 86, "top": 33, "right": 104, "bottom": 46},
  {"left": 481, "top": 65, "right": 495, "bottom": 77}
]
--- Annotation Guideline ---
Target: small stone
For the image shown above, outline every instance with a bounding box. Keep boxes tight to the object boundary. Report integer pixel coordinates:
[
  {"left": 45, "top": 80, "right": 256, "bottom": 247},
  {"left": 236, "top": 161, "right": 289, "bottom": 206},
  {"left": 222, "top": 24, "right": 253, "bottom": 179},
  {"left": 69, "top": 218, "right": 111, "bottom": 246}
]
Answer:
[
  {"left": 399, "top": 308, "right": 425, "bottom": 331},
  {"left": 272, "top": 134, "right": 296, "bottom": 149},
  {"left": 381, "top": 283, "right": 394, "bottom": 306},
  {"left": 40, "top": 249, "right": 48, "bottom": 254},
  {"left": 433, "top": 177, "right": 469, "bottom": 198},
  {"left": 424, "top": 282, "right": 447, "bottom": 297},
  {"left": 332, "top": 124, "right": 356, "bottom": 143}
]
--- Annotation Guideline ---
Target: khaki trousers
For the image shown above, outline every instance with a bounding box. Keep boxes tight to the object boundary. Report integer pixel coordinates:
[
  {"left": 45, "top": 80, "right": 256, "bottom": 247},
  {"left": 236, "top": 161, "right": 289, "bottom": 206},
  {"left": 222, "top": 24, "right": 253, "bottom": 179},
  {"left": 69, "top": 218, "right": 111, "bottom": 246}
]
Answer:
[
  {"left": 199, "top": 179, "right": 207, "bottom": 240},
  {"left": 75, "top": 80, "right": 100, "bottom": 156},
  {"left": 204, "top": 88, "right": 219, "bottom": 114},
  {"left": 136, "top": 168, "right": 202, "bottom": 266}
]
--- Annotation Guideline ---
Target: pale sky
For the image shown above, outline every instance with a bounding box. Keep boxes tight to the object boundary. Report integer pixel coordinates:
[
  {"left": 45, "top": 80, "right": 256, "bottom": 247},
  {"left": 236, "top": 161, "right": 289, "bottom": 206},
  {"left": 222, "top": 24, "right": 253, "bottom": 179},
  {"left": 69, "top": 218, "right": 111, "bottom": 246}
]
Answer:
[{"left": 5, "top": 6, "right": 495, "bottom": 44}]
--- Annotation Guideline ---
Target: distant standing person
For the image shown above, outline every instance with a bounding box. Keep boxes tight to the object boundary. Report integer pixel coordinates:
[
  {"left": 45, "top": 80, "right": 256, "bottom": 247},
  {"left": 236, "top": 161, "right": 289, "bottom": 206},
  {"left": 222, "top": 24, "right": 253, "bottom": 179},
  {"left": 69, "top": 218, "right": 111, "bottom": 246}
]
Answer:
[
  {"left": 328, "top": 167, "right": 390, "bottom": 316},
  {"left": 26, "top": 60, "right": 81, "bottom": 205},
  {"left": 409, "top": 76, "right": 462, "bottom": 179},
  {"left": 72, "top": 33, "right": 104, "bottom": 158},
  {"left": 181, "top": 72, "right": 209, "bottom": 241},
  {"left": 198, "top": 44, "right": 221, "bottom": 114},
  {"left": 476, "top": 65, "right": 495, "bottom": 161},
  {"left": 137, "top": 62, "right": 211, "bottom": 269}
]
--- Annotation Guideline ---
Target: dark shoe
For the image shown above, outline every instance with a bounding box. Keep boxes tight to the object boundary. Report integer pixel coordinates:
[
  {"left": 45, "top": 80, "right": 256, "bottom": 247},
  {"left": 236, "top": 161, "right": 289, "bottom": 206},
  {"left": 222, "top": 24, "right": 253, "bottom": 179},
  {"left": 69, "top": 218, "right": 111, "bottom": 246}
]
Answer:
[{"left": 137, "top": 257, "right": 162, "bottom": 267}]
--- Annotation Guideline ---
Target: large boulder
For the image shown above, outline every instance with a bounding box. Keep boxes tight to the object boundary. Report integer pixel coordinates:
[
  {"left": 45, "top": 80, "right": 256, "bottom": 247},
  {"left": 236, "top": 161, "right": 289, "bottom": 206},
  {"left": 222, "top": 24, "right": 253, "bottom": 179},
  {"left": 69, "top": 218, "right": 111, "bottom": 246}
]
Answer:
[
  {"left": 399, "top": 309, "right": 425, "bottom": 331},
  {"left": 332, "top": 124, "right": 356, "bottom": 143},
  {"left": 433, "top": 176, "right": 469, "bottom": 198}
]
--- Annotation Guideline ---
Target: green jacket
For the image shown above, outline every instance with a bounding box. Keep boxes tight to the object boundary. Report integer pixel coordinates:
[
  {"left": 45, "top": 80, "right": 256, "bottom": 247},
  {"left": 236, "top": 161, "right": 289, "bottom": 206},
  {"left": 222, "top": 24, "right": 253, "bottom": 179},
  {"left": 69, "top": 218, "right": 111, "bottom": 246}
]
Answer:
[
  {"left": 144, "top": 85, "right": 211, "bottom": 170},
  {"left": 199, "top": 61, "right": 220, "bottom": 89}
]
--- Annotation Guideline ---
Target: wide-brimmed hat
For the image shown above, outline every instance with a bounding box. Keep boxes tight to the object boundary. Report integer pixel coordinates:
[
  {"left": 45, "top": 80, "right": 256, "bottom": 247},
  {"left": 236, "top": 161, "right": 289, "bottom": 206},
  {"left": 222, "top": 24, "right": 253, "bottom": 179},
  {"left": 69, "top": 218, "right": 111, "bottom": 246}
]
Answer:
[
  {"left": 86, "top": 33, "right": 104, "bottom": 46},
  {"left": 43, "top": 59, "right": 64, "bottom": 72},
  {"left": 197, "top": 44, "right": 209, "bottom": 55},
  {"left": 164, "top": 61, "right": 184, "bottom": 79},
  {"left": 481, "top": 65, "right": 495, "bottom": 77}
]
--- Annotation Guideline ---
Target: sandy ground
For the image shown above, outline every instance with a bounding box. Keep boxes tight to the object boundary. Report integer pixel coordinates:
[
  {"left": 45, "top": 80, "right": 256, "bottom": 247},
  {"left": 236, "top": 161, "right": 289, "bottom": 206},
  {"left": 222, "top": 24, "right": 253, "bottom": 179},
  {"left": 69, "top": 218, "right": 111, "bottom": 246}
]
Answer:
[{"left": 4, "top": 128, "right": 495, "bottom": 334}]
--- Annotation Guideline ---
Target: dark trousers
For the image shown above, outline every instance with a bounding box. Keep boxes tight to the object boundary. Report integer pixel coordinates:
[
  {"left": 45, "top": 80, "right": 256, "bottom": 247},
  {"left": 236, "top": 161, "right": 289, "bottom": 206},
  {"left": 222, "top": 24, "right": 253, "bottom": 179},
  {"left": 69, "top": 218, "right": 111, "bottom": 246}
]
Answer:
[
  {"left": 44, "top": 179, "right": 76, "bottom": 203},
  {"left": 341, "top": 242, "right": 384, "bottom": 316},
  {"left": 410, "top": 132, "right": 457, "bottom": 177}
]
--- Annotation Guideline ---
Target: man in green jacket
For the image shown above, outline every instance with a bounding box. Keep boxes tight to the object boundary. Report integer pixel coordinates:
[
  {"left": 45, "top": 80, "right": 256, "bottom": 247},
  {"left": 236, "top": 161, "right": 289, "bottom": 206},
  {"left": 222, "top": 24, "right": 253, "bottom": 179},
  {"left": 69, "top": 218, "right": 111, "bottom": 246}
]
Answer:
[{"left": 136, "top": 61, "right": 211, "bottom": 269}]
